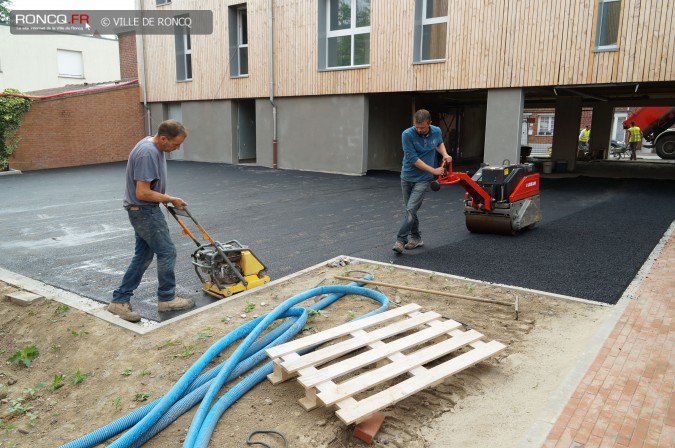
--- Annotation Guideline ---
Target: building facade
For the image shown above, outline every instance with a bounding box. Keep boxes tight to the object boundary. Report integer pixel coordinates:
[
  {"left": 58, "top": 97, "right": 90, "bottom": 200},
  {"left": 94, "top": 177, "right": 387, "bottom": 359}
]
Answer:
[
  {"left": 0, "top": 25, "right": 122, "bottom": 93},
  {"left": 137, "top": 0, "right": 675, "bottom": 174}
]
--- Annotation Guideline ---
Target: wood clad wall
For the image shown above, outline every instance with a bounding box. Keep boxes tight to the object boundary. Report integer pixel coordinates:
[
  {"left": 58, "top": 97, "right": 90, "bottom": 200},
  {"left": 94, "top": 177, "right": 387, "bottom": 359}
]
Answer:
[
  {"left": 141, "top": 0, "right": 270, "bottom": 102},
  {"left": 141, "top": 0, "right": 675, "bottom": 102}
]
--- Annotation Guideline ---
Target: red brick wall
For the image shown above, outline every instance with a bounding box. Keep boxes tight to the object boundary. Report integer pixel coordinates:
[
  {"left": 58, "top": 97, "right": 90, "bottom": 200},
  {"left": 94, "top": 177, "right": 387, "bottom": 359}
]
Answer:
[
  {"left": 10, "top": 85, "right": 144, "bottom": 171},
  {"left": 118, "top": 32, "right": 138, "bottom": 80},
  {"left": 524, "top": 108, "right": 593, "bottom": 146}
]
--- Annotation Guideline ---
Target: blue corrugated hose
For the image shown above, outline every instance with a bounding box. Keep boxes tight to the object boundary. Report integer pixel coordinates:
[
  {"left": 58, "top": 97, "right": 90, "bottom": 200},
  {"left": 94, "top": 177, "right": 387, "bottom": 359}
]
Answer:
[{"left": 60, "top": 278, "right": 388, "bottom": 448}]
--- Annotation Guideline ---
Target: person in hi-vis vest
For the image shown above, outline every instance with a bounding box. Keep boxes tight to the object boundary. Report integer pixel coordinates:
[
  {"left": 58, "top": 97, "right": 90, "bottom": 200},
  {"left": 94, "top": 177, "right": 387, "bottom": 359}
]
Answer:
[
  {"left": 626, "top": 121, "right": 642, "bottom": 161},
  {"left": 578, "top": 125, "right": 591, "bottom": 156}
]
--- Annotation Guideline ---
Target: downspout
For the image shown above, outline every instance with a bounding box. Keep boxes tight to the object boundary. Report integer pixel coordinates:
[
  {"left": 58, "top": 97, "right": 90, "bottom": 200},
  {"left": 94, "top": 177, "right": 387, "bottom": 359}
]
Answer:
[
  {"left": 137, "top": 0, "right": 151, "bottom": 135},
  {"left": 269, "top": 0, "right": 277, "bottom": 169}
]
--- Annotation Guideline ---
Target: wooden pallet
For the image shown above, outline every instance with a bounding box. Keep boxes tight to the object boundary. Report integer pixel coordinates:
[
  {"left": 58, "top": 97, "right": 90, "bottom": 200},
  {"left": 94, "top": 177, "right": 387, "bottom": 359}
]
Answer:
[{"left": 266, "top": 303, "right": 506, "bottom": 425}]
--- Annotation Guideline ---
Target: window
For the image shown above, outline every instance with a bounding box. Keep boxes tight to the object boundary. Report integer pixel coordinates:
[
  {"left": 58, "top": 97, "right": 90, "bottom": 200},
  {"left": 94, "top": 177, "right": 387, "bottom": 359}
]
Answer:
[
  {"left": 228, "top": 5, "right": 248, "bottom": 77},
  {"left": 612, "top": 112, "right": 628, "bottom": 141},
  {"left": 537, "top": 114, "right": 555, "bottom": 136},
  {"left": 413, "top": 0, "right": 448, "bottom": 62},
  {"left": 174, "top": 16, "right": 192, "bottom": 81},
  {"left": 57, "top": 49, "right": 84, "bottom": 78},
  {"left": 156, "top": 0, "right": 170, "bottom": 5},
  {"left": 318, "top": 0, "right": 371, "bottom": 69},
  {"left": 596, "top": 0, "right": 621, "bottom": 48}
]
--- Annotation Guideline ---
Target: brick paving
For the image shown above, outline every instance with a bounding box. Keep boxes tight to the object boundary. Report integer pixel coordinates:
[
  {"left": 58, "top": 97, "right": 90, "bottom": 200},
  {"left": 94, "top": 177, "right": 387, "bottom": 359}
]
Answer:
[{"left": 543, "top": 232, "right": 675, "bottom": 448}]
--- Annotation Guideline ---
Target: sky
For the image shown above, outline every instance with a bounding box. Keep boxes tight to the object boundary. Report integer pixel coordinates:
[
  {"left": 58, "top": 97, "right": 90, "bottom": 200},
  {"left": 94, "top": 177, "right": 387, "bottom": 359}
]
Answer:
[{"left": 8, "top": 0, "right": 136, "bottom": 10}]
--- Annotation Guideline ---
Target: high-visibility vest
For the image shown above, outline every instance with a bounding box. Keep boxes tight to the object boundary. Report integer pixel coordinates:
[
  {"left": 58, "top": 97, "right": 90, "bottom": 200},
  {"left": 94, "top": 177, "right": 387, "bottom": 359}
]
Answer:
[
  {"left": 579, "top": 128, "right": 590, "bottom": 143},
  {"left": 628, "top": 126, "right": 641, "bottom": 143}
]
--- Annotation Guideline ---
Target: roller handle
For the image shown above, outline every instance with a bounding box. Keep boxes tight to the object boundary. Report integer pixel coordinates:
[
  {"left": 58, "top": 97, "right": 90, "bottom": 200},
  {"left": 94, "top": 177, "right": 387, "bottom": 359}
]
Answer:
[{"left": 431, "top": 161, "right": 453, "bottom": 191}]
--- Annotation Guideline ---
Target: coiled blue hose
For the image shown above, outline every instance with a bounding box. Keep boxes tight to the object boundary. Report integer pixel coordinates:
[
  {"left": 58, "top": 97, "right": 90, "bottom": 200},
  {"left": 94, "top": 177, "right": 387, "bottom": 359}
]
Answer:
[
  {"left": 61, "top": 279, "right": 387, "bottom": 448},
  {"left": 60, "top": 307, "right": 307, "bottom": 448}
]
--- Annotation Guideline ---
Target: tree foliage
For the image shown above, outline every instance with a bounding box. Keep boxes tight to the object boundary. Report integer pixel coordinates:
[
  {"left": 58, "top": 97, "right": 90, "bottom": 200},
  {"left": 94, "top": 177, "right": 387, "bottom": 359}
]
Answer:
[
  {"left": 0, "top": 0, "right": 12, "bottom": 24},
  {"left": 0, "top": 89, "right": 33, "bottom": 171}
]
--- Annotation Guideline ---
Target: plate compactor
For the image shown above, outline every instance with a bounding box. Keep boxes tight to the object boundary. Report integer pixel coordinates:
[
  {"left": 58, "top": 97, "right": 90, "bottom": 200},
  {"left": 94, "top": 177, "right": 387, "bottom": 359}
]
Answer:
[
  {"left": 166, "top": 205, "right": 270, "bottom": 299},
  {"left": 431, "top": 162, "right": 541, "bottom": 235}
]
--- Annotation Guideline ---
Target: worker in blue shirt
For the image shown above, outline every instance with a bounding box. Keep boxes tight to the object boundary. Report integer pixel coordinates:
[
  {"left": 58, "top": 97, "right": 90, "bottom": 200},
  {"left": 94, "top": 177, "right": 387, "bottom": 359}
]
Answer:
[{"left": 393, "top": 109, "right": 452, "bottom": 254}]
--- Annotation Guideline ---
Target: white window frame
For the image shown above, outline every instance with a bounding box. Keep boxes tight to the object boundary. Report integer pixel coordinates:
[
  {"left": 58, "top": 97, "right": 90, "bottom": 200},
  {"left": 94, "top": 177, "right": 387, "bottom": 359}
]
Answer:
[
  {"left": 175, "top": 18, "right": 192, "bottom": 82},
  {"left": 414, "top": 0, "right": 448, "bottom": 63},
  {"left": 537, "top": 114, "right": 555, "bottom": 136},
  {"left": 57, "top": 49, "right": 84, "bottom": 78},
  {"left": 595, "top": 0, "right": 621, "bottom": 50},
  {"left": 322, "top": 0, "right": 370, "bottom": 69}
]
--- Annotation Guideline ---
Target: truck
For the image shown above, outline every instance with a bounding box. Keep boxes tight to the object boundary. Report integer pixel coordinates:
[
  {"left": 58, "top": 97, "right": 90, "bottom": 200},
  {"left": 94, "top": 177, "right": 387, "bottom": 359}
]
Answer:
[{"left": 623, "top": 107, "right": 675, "bottom": 159}]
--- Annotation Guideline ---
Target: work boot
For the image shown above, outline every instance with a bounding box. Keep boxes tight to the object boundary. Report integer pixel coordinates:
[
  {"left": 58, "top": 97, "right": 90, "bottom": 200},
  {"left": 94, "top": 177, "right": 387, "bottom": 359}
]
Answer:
[
  {"left": 405, "top": 239, "right": 424, "bottom": 250},
  {"left": 158, "top": 296, "right": 195, "bottom": 312},
  {"left": 392, "top": 241, "right": 404, "bottom": 254},
  {"left": 107, "top": 302, "right": 141, "bottom": 323}
]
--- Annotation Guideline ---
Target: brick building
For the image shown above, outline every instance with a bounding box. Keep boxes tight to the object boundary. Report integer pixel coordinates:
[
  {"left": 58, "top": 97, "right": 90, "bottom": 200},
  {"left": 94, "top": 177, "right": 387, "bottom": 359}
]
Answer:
[
  {"left": 9, "top": 81, "right": 144, "bottom": 171},
  {"left": 9, "top": 33, "right": 143, "bottom": 171}
]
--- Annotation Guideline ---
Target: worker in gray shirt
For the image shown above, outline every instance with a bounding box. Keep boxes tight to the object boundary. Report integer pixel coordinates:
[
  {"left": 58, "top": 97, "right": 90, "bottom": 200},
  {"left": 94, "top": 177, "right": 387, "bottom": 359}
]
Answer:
[{"left": 108, "top": 119, "right": 195, "bottom": 322}]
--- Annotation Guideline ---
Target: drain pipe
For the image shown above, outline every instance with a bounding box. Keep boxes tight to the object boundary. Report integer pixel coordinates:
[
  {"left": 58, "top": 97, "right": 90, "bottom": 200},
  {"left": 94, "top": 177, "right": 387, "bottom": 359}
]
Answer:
[
  {"left": 136, "top": 0, "right": 151, "bottom": 135},
  {"left": 269, "top": 0, "right": 277, "bottom": 169}
]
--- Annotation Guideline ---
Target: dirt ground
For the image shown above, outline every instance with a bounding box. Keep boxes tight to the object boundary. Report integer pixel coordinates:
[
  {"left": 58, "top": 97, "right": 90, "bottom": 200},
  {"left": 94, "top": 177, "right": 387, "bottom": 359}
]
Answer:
[{"left": 0, "top": 260, "right": 612, "bottom": 448}]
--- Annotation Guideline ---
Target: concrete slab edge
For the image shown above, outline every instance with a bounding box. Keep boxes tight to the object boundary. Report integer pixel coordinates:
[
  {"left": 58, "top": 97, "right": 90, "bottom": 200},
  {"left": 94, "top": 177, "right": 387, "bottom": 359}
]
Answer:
[
  {"left": 0, "top": 168, "right": 22, "bottom": 176},
  {"left": 518, "top": 219, "right": 675, "bottom": 448},
  {"left": 346, "top": 257, "right": 611, "bottom": 308},
  {"left": 0, "top": 247, "right": 641, "bottom": 338},
  {"left": 0, "top": 256, "right": 343, "bottom": 335}
]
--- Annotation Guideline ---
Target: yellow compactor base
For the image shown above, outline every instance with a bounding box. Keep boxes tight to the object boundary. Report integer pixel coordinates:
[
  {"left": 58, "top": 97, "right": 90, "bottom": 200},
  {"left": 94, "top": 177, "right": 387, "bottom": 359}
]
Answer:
[{"left": 201, "top": 250, "right": 271, "bottom": 299}]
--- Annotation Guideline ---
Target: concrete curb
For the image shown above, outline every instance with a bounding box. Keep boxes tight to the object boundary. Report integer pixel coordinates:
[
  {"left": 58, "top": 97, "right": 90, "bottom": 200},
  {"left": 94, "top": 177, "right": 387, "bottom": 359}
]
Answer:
[{"left": 0, "top": 168, "right": 22, "bottom": 176}]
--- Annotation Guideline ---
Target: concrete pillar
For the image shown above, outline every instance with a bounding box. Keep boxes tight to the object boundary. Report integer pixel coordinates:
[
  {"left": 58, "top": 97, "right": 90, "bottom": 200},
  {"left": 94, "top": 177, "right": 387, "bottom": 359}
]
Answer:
[
  {"left": 551, "top": 97, "right": 582, "bottom": 171},
  {"left": 590, "top": 103, "right": 614, "bottom": 160},
  {"left": 484, "top": 88, "right": 524, "bottom": 166}
]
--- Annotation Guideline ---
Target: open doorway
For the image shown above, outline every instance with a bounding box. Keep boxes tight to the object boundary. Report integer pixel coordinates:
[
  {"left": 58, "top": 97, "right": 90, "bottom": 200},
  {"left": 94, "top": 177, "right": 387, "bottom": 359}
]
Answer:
[
  {"left": 237, "top": 100, "right": 256, "bottom": 162},
  {"left": 167, "top": 103, "right": 185, "bottom": 160}
]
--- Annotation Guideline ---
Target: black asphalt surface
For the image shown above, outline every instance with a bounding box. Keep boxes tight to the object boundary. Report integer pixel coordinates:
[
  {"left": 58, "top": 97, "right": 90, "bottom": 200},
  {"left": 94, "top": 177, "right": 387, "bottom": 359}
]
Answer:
[{"left": 1, "top": 162, "right": 674, "bottom": 321}]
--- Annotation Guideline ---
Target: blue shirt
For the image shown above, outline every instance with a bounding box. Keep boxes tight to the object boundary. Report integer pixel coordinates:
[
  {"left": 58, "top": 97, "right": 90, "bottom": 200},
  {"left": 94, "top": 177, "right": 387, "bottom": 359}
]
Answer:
[
  {"left": 401, "top": 125, "right": 444, "bottom": 182},
  {"left": 123, "top": 137, "right": 167, "bottom": 207}
]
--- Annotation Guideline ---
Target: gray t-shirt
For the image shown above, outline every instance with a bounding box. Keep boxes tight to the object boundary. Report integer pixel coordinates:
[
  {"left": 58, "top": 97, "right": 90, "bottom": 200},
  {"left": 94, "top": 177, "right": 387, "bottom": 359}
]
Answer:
[{"left": 123, "top": 137, "right": 167, "bottom": 207}]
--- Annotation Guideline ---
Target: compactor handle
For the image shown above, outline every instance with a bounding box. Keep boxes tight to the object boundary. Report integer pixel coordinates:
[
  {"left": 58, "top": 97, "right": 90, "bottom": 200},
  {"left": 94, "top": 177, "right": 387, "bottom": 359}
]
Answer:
[{"left": 165, "top": 204, "right": 216, "bottom": 246}]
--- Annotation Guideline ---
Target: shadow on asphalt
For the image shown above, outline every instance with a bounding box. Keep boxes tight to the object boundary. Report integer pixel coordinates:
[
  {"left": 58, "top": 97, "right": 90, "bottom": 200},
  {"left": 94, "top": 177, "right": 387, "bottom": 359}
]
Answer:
[{"left": 1, "top": 161, "right": 674, "bottom": 320}]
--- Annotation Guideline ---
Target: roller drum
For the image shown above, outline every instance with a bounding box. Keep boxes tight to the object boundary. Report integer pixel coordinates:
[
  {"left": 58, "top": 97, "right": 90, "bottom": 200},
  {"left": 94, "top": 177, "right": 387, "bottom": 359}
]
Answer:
[{"left": 465, "top": 213, "right": 516, "bottom": 235}]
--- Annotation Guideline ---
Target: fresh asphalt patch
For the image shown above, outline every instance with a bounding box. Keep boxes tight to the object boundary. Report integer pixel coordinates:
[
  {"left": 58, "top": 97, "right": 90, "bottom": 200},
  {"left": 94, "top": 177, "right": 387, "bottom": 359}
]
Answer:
[
  {"left": 1, "top": 162, "right": 673, "bottom": 320},
  {"left": 392, "top": 177, "right": 675, "bottom": 304}
]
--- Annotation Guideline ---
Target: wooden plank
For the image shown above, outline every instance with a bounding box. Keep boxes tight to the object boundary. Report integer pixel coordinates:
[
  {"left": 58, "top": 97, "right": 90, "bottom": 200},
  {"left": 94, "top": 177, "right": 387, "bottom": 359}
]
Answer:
[
  {"left": 662, "top": 0, "right": 675, "bottom": 81},
  {"left": 266, "top": 303, "right": 420, "bottom": 359},
  {"left": 334, "top": 276, "right": 514, "bottom": 307},
  {"left": 316, "top": 328, "right": 486, "bottom": 406},
  {"left": 649, "top": 0, "right": 663, "bottom": 80},
  {"left": 495, "top": 0, "right": 507, "bottom": 85},
  {"left": 297, "top": 317, "right": 463, "bottom": 388},
  {"left": 279, "top": 310, "right": 443, "bottom": 373},
  {"left": 335, "top": 340, "right": 506, "bottom": 425},
  {"left": 620, "top": 0, "right": 638, "bottom": 81},
  {"left": 648, "top": 0, "right": 665, "bottom": 81},
  {"left": 630, "top": 0, "right": 646, "bottom": 81}
]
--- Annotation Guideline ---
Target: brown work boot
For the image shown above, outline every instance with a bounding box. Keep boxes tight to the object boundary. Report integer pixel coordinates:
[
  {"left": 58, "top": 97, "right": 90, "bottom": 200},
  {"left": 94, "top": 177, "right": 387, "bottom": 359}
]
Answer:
[
  {"left": 392, "top": 241, "right": 404, "bottom": 254},
  {"left": 107, "top": 302, "right": 141, "bottom": 323},
  {"left": 158, "top": 296, "right": 195, "bottom": 312},
  {"left": 405, "top": 239, "right": 424, "bottom": 250}
]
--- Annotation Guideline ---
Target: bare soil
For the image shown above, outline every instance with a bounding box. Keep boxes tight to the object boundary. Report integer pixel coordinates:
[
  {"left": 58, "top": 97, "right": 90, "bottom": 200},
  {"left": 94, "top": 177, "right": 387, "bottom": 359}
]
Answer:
[{"left": 0, "top": 260, "right": 611, "bottom": 448}]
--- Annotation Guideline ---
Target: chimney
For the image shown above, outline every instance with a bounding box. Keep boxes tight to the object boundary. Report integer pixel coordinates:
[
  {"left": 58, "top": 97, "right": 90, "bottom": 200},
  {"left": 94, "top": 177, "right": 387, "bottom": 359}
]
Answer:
[{"left": 117, "top": 31, "right": 139, "bottom": 80}]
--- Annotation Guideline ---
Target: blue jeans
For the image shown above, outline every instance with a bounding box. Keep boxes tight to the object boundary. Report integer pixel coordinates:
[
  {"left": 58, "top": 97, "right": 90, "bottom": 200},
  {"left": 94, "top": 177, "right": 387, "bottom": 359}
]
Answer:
[
  {"left": 396, "top": 180, "right": 430, "bottom": 243},
  {"left": 112, "top": 206, "right": 177, "bottom": 303}
]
